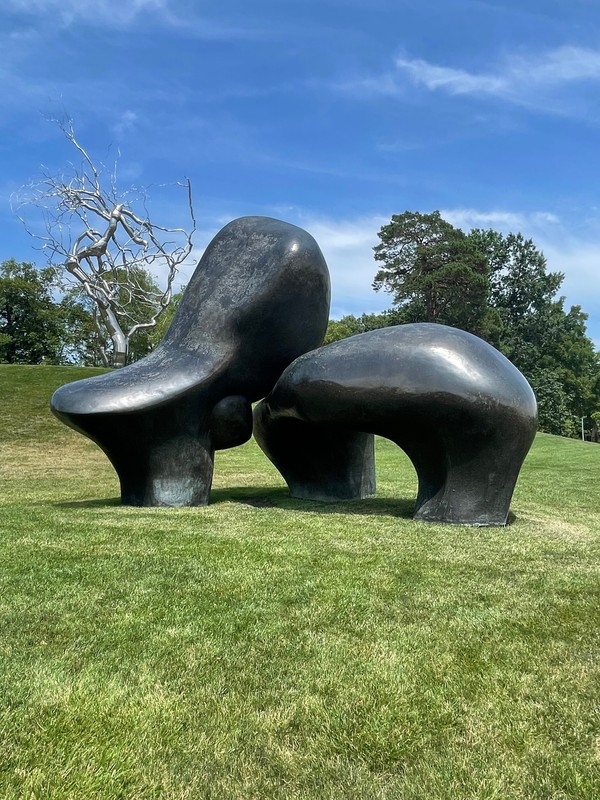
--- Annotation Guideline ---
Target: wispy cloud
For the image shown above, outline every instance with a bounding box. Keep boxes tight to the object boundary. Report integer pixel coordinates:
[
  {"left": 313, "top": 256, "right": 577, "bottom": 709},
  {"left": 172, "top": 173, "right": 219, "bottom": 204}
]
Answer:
[
  {"left": 345, "top": 45, "right": 600, "bottom": 116},
  {"left": 111, "top": 110, "right": 138, "bottom": 140},
  {"left": 2, "top": 0, "right": 265, "bottom": 38},
  {"left": 395, "top": 46, "right": 600, "bottom": 98},
  {"left": 4, "top": 0, "right": 167, "bottom": 27},
  {"left": 441, "top": 208, "right": 560, "bottom": 233},
  {"left": 395, "top": 58, "right": 507, "bottom": 96}
]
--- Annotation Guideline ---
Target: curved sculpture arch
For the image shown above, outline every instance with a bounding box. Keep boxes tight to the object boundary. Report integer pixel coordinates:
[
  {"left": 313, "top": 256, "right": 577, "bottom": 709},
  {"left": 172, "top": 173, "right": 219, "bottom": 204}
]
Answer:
[{"left": 254, "top": 324, "right": 538, "bottom": 526}]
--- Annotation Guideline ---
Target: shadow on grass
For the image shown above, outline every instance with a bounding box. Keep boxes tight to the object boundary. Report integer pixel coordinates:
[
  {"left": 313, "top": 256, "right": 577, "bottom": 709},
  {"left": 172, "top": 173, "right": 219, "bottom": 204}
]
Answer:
[
  {"left": 209, "top": 485, "right": 417, "bottom": 519},
  {"left": 55, "top": 487, "right": 416, "bottom": 518},
  {"left": 57, "top": 497, "right": 121, "bottom": 509},
  {"left": 54, "top": 489, "right": 517, "bottom": 525}
]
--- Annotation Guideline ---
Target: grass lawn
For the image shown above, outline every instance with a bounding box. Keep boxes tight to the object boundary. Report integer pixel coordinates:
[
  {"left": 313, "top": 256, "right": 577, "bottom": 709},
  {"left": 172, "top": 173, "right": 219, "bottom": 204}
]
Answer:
[{"left": 0, "top": 364, "right": 599, "bottom": 799}]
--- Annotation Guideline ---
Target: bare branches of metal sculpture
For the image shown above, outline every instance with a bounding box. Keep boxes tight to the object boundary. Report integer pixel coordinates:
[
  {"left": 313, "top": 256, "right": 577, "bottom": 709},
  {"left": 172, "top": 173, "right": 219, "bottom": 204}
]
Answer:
[
  {"left": 51, "top": 217, "right": 537, "bottom": 524},
  {"left": 254, "top": 325, "right": 538, "bottom": 526},
  {"left": 13, "top": 120, "right": 195, "bottom": 367}
]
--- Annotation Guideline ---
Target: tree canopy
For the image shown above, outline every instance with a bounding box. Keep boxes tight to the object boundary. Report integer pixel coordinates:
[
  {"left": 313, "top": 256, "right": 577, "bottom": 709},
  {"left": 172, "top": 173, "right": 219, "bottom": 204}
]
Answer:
[
  {"left": 0, "top": 260, "right": 65, "bottom": 365},
  {"left": 373, "top": 211, "right": 490, "bottom": 335},
  {"left": 0, "top": 259, "right": 180, "bottom": 368}
]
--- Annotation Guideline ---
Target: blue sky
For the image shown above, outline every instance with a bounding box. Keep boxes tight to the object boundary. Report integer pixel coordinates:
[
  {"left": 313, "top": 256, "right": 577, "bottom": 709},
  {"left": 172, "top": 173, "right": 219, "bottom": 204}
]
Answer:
[{"left": 1, "top": 0, "right": 599, "bottom": 343}]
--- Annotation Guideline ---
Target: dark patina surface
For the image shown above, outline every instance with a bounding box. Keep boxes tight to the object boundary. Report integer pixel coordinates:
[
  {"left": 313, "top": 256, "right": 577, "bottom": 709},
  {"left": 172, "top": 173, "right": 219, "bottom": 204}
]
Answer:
[
  {"left": 254, "top": 324, "right": 538, "bottom": 526},
  {"left": 51, "top": 216, "right": 331, "bottom": 506}
]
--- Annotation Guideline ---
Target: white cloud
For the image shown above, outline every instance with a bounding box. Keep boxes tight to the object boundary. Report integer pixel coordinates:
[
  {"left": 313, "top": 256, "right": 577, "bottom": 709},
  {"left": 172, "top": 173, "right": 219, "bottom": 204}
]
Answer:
[
  {"left": 396, "top": 46, "right": 600, "bottom": 99},
  {"left": 394, "top": 58, "right": 508, "bottom": 96},
  {"left": 111, "top": 110, "right": 138, "bottom": 140},
  {"left": 348, "top": 45, "right": 600, "bottom": 116},
  {"left": 441, "top": 208, "right": 560, "bottom": 233},
  {"left": 521, "top": 45, "right": 600, "bottom": 84}
]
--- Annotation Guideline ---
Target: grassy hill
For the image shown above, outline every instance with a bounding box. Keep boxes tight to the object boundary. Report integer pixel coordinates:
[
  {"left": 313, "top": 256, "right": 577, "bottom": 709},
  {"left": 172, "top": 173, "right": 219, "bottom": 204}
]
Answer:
[
  {"left": 0, "top": 365, "right": 599, "bottom": 799},
  {"left": 0, "top": 364, "right": 109, "bottom": 445}
]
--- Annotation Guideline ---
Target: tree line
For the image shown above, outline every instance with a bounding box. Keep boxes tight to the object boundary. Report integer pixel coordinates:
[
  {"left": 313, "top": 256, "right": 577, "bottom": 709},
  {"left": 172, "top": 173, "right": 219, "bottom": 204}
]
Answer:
[
  {"left": 325, "top": 211, "right": 600, "bottom": 440},
  {"left": 2, "top": 209, "right": 599, "bottom": 439},
  {"left": 0, "top": 258, "right": 177, "bottom": 368}
]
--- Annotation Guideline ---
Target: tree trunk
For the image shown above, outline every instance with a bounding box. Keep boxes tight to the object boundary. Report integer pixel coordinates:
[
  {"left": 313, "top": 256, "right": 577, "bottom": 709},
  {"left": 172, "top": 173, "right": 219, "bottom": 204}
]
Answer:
[
  {"left": 112, "top": 345, "right": 128, "bottom": 368},
  {"left": 97, "top": 301, "right": 128, "bottom": 368},
  {"left": 425, "top": 283, "right": 438, "bottom": 323}
]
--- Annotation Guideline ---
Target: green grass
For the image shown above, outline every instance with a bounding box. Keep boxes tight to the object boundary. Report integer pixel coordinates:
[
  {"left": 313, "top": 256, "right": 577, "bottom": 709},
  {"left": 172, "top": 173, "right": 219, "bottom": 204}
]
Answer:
[{"left": 0, "top": 364, "right": 599, "bottom": 799}]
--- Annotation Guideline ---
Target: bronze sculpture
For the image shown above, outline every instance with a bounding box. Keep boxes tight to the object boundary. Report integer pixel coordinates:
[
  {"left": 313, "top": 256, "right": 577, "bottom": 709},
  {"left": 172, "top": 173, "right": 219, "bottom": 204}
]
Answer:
[
  {"left": 254, "top": 324, "right": 537, "bottom": 525},
  {"left": 51, "top": 216, "right": 331, "bottom": 506},
  {"left": 52, "top": 218, "right": 537, "bottom": 524}
]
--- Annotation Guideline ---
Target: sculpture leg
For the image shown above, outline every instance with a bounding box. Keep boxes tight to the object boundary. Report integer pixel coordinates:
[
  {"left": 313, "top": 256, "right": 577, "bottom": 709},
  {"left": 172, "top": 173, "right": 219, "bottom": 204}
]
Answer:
[
  {"left": 55, "top": 393, "right": 254, "bottom": 507},
  {"left": 117, "top": 433, "right": 216, "bottom": 507},
  {"left": 411, "top": 453, "right": 520, "bottom": 526},
  {"left": 253, "top": 401, "right": 376, "bottom": 502},
  {"left": 396, "top": 413, "right": 533, "bottom": 526},
  {"left": 61, "top": 398, "right": 217, "bottom": 507},
  {"left": 255, "top": 402, "right": 532, "bottom": 525}
]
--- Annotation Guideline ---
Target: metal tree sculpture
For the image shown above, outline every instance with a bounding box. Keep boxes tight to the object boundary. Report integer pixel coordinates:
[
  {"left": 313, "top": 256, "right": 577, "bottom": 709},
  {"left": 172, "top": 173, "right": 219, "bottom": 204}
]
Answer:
[{"left": 14, "top": 121, "right": 195, "bottom": 367}]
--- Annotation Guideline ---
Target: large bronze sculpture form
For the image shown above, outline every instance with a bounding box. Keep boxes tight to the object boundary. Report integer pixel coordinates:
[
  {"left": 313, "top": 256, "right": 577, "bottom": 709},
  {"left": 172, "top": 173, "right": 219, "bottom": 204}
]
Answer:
[
  {"left": 51, "top": 216, "right": 331, "bottom": 506},
  {"left": 254, "top": 324, "right": 537, "bottom": 526},
  {"left": 52, "top": 216, "right": 537, "bottom": 524}
]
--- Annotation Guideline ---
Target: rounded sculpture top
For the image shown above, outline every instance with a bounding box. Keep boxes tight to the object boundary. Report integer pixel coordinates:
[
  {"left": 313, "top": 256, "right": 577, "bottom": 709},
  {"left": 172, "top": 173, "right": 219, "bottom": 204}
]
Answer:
[
  {"left": 52, "top": 216, "right": 331, "bottom": 416},
  {"left": 266, "top": 323, "right": 538, "bottom": 427},
  {"left": 164, "top": 216, "right": 330, "bottom": 380}
]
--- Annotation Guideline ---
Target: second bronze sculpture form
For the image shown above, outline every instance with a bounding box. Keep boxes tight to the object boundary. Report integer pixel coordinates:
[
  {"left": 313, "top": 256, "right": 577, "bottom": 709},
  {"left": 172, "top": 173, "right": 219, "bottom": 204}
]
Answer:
[{"left": 51, "top": 216, "right": 538, "bottom": 525}]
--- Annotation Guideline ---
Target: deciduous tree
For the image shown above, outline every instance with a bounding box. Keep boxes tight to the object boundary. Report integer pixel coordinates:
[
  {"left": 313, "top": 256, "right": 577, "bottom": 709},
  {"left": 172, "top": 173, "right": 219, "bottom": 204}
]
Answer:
[
  {"left": 470, "top": 228, "right": 600, "bottom": 434},
  {"left": 0, "top": 260, "right": 63, "bottom": 364}
]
